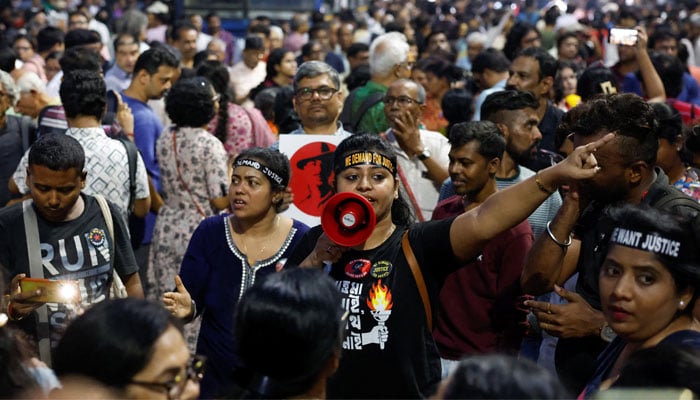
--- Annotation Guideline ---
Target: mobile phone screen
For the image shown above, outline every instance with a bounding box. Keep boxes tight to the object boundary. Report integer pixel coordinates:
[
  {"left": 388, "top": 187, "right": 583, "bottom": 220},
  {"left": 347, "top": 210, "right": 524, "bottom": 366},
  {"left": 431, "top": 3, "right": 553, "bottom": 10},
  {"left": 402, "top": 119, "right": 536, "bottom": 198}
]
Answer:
[
  {"left": 19, "top": 278, "right": 81, "bottom": 303},
  {"left": 610, "top": 28, "right": 638, "bottom": 46}
]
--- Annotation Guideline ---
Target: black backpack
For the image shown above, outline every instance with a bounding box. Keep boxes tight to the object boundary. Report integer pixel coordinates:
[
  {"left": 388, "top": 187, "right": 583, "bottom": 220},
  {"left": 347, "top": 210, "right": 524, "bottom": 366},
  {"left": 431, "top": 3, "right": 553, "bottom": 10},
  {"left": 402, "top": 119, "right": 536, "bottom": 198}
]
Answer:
[
  {"left": 119, "top": 136, "right": 145, "bottom": 248},
  {"left": 0, "top": 115, "right": 36, "bottom": 206},
  {"left": 645, "top": 181, "right": 700, "bottom": 241}
]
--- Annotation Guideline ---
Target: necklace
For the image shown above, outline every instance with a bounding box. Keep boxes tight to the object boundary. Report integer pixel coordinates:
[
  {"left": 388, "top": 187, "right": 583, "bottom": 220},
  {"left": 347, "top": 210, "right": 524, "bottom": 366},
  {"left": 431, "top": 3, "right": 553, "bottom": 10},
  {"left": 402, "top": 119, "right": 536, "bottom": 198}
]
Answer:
[{"left": 230, "top": 215, "right": 281, "bottom": 258}]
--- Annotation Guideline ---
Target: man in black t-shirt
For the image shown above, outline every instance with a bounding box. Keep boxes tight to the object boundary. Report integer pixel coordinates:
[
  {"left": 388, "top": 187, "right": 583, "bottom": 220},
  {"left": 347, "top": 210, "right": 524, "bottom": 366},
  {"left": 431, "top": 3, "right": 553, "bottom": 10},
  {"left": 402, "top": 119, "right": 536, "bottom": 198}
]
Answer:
[
  {"left": 522, "top": 94, "right": 700, "bottom": 393},
  {"left": 0, "top": 134, "right": 143, "bottom": 365}
]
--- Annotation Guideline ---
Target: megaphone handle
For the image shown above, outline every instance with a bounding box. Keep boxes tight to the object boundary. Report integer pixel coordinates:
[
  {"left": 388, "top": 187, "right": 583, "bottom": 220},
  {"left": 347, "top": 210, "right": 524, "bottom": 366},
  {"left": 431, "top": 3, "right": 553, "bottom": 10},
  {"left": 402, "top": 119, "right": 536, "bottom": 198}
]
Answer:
[{"left": 323, "top": 261, "right": 333, "bottom": 274}]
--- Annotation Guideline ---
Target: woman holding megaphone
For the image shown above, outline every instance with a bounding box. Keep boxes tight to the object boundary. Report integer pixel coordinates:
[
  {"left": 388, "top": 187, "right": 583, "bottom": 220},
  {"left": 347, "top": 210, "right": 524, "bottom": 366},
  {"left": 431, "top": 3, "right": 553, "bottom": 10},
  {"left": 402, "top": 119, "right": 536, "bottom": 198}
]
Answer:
[{"left": 286, "top": 132, "right": 614, "bottom": 399}]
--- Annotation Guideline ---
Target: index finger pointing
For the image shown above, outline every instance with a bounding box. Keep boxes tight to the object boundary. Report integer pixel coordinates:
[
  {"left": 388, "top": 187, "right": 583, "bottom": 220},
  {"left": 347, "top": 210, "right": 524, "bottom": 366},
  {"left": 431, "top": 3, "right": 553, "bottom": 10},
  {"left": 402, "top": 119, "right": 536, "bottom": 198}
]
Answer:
[{"left": 584, "top": 132, "right": 615, "bottom": 153}]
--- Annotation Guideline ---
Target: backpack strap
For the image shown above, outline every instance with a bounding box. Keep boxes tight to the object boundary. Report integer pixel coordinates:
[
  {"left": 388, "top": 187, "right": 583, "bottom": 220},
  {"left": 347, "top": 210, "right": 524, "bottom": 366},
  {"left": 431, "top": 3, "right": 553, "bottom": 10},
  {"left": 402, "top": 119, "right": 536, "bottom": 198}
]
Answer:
[
  {"left": 401, "top": 231, "right": 432, "bottom": 331},
  {"left": 117, "top": 137, "right": 138, "bottom": 211},
  {"left": 338, "top": 89, "right": 357, "bottom": 131},
  {"left": 340, "top": 90, "right": 384, "bottom": 132},
  {"left": 94, "top": 194, "right": 128, "bottom": 299},
  {"left": 645, "top": 183, "right": 700, "bottom": 211},
  {"left": 21, "top": 200, "right": 52, "bottom": 365},
  {"left": 94, "top": 195, "right": 114, "bottom": 241},
  {"left": 18, "top": 116, "right": 35, "bottom": 153},
  {"left": 352, "top": 92, "right": 385, "bottom": 133}
]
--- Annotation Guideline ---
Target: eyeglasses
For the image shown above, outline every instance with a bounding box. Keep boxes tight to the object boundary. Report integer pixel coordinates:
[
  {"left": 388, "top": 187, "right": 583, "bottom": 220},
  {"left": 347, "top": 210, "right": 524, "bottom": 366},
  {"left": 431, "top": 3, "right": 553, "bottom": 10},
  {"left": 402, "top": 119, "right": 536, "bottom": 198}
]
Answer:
[
  {"left": 383, "top": 95, "right": 421, "bottom": 106},
  {"left": 14, "top": 46, "right": 31, "bottom": 52},
  {"left": 295, "top": 86, "right": 338, "bottom": 101},
  {"left": 130, "top": 355, "right": 206, "bottom": 400}
]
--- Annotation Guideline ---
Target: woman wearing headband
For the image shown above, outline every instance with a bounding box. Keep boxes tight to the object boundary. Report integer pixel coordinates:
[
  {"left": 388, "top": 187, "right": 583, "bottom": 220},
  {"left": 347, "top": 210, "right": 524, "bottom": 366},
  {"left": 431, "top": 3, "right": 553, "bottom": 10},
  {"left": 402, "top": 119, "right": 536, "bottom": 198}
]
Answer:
[
  {"left": 162, "top": 147, "right": 309, "bottom": 399},
  {"left": 581, "top": 205, "right": 700, "bottom": 398},
  {"left": 285, "top": 133, "right": 612, "bottom": 398}
]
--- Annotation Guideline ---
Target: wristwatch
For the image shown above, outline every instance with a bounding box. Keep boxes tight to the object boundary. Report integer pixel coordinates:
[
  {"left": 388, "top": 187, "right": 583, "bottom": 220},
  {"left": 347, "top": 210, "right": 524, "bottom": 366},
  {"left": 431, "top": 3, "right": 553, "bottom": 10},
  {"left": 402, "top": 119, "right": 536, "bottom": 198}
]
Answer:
[
  {"left": 599, "top": 322, "right": 617, "bottom": 342},
  {"left": 417, "top": 147, "right": 431, "bottom": 161}
]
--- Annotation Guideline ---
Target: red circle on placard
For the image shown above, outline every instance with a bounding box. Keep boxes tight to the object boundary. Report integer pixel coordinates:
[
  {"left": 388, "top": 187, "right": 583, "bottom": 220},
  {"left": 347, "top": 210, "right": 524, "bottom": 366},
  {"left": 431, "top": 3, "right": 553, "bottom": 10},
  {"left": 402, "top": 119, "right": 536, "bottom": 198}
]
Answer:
[{"left": 289, "top": 141, "right": 336, "bottom": 216}]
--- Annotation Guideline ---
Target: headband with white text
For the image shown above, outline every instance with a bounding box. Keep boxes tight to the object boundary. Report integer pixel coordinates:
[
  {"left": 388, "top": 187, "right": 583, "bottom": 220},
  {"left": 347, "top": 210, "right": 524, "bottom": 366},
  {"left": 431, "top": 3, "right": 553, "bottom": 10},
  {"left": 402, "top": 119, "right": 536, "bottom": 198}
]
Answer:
[
  {"left": 234, "top": 158, "right": 284, "bottom": 186},
  {"left": 609, "top": 226, "right": 695, "bottom": 265}
]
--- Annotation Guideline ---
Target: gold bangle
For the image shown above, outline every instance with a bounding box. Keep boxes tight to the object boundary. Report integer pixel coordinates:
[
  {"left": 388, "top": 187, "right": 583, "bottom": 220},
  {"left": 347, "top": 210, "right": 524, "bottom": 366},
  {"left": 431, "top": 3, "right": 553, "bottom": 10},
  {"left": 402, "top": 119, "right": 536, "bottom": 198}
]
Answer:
[{"left": 535, "top": 171, "right": 556, "bottom": 195}]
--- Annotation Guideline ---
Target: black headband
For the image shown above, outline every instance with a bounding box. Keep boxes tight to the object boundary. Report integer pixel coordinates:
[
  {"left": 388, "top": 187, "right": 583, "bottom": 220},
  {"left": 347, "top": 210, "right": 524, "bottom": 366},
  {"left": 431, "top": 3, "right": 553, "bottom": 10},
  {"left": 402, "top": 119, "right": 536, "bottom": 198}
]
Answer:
[
  {"left": 609, "top": 226, "right": 696, "bottom": 266},
  {"left": 234, "top": 158, "right": 284, "bottom": 186},
  {"left": 339, "top": 151, "right": 395, "bottom": 174}
]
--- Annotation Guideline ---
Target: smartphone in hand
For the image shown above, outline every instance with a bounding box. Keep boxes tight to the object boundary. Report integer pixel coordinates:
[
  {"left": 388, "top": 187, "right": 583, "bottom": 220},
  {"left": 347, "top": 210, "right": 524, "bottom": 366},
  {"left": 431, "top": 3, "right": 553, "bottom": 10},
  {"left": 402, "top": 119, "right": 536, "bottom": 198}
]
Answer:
[
  {"left": 19, "top": 278, "right": 80, "bottom": 303},
  {"left": 610, "top": 28, "right": 638, "bottom": 46}
]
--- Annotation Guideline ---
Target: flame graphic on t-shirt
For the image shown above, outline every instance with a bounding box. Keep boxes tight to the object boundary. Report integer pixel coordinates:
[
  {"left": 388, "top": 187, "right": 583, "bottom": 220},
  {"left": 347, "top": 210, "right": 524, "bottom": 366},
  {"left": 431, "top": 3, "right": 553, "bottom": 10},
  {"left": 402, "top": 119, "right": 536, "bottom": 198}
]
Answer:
[{"left": 366, "top": 279, "right": 393, "bottom": 311}]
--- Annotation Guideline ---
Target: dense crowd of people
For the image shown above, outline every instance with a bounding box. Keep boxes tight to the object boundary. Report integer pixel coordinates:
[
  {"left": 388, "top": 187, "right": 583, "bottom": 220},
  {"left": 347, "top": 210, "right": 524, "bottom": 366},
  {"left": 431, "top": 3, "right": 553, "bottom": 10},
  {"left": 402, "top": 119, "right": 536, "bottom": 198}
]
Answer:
[{"left": 1, "top": 0, "right": 700, "bottom": 398}]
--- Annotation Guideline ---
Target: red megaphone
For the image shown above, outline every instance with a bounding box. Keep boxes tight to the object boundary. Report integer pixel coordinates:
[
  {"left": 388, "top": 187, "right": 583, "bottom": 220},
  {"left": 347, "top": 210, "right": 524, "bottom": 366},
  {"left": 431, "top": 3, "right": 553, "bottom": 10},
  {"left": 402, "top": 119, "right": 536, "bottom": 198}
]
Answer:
[{"left": 321, "top": 192, "right": 376, "bottom": 247}]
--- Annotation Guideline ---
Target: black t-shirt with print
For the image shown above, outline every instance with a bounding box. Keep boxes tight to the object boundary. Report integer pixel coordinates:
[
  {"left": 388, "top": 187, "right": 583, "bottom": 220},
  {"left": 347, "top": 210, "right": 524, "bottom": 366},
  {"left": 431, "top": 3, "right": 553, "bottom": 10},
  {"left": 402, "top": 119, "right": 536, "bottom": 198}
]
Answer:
[
  {"left": 287, "top": 217, "right": 460, "bottom": 399},
  {"left": 0, "top": 194, "right": 138, "bottom": 350}
]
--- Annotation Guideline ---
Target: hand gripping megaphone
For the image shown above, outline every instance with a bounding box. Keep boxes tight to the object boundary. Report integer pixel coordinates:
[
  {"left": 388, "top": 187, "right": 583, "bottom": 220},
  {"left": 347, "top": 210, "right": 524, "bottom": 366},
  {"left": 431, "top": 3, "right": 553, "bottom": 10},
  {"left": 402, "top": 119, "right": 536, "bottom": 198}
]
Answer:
[{"left": 321, "top": 192, "right": 377, "bottom": 247}]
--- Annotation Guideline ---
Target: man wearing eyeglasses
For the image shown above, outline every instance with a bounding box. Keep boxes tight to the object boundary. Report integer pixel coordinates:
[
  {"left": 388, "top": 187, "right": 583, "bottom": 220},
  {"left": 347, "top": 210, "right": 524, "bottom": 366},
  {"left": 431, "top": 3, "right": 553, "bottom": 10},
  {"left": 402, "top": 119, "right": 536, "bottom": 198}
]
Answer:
[
  {"left": 289, "top": 61, "right": 351, "bottom": 138},
  {"left": 272, "top": 61, "right": 352, "bottom": 213},
  {"left": 382, "top": 79, "right": 449, "bottom": 220}
]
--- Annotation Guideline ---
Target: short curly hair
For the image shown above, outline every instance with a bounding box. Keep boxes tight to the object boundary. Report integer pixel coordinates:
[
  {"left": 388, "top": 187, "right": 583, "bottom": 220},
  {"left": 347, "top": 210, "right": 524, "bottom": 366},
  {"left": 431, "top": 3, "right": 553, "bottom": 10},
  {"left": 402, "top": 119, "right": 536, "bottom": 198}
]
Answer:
[
  {"left": 60, "top": 69, "right": 106, "bottom": 120},
  {"left": 166, "top": 77, "right": 216, "bottom": 127}
]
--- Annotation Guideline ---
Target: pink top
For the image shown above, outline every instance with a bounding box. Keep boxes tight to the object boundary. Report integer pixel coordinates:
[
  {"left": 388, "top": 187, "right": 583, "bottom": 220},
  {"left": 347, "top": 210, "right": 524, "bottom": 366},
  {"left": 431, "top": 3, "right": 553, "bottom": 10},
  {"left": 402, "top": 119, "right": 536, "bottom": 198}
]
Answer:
[
  {"left": 22, "top": 54, "right": 47, "bottom": 82},
  {"left": 207, "top": 103, "right": 275, "bottom": 156}
]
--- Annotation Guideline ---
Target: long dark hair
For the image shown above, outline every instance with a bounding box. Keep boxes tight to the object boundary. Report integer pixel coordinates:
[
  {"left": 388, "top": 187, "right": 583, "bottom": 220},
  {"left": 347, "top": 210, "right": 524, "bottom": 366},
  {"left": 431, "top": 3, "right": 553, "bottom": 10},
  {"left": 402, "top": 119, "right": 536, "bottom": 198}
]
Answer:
[
  {"left": 265, "top": 48, "right": 291, "bottom": 81},
  {"left": 333, "top": 134, "right": 413, "bottom": 226},
  {"left": 196, "top": 60, "right": 235, "bottom": 143}
]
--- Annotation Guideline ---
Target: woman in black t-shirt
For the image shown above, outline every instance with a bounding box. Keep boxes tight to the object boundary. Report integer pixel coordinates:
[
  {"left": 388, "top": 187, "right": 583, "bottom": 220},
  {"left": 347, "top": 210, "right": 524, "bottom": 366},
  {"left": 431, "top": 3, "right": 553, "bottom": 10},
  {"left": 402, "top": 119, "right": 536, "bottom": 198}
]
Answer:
[{"left": 286, "top": 133, "right": 613, "bottom": 398}]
